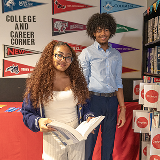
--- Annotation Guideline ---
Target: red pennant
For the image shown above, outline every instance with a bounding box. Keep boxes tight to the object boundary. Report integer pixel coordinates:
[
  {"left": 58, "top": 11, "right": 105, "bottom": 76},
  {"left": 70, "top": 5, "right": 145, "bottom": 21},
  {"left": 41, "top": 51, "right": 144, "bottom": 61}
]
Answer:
[
  {"left": 3, "top": 59, "right": 34, "bottom": 77},
  {"left": 54, "top": 40, "right": 87, "bottom": 53},
  {"left": 53, "top": 0, "right": 93, "bottom": 14},
  {"left": 122, "top": 67, "right": 138, "bottom": 73}
]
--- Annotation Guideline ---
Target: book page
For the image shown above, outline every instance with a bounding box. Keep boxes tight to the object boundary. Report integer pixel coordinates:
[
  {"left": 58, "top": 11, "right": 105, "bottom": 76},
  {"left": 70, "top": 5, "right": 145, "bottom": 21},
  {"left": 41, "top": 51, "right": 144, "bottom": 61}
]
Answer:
[
  {"left": 47, "top": 116, "right": 105, "bottom": 144},
  {"left": 47, "top": 120, "right": 84, "bottom": 143},
  {"left": 75, "top": 116, "right": 105, "bottom": 139}
]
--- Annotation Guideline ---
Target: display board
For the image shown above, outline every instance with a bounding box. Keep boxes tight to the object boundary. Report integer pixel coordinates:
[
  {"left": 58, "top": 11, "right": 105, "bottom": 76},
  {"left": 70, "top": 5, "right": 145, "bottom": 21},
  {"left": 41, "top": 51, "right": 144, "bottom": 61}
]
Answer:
[{"left": 0, "top": 0, "right": 147, "bottom": 78}]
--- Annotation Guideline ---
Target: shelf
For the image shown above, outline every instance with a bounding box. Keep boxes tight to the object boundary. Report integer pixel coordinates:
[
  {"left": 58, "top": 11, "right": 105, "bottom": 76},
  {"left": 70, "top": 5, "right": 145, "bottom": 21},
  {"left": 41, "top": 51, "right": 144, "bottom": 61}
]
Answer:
[{"left": 143, "top": 72, "right": 160, "bottom": 78}]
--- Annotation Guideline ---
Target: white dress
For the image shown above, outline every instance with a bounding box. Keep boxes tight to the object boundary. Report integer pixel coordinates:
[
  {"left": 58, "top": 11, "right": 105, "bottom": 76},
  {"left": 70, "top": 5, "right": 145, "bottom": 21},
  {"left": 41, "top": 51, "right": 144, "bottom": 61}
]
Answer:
[{"left": 42, "top": 90, "right": 85, "bottom": 160}]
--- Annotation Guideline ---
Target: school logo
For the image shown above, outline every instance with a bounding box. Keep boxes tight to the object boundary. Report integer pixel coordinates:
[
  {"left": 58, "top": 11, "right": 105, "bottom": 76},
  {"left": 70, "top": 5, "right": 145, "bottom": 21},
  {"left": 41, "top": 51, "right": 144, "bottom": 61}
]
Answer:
[
  {"left": 6, "top": 64, "right": 20, "bottom": 74},
  {"left": 52, "top": 0, "right": 93, "bottom": 14},
  {"left": 2, "top": 0, "right": 45, "bottom": 13},
  {"left": 122, "top": 66, "right": 138, "bottom": 74},
  {"left": 110, "top": 42, "right": 139, "bottom": 53},
  {"left": 52, "top": 18, "right": 86, "bottom": 36},
  {"left": 3, "top": 59, "right": 34, "bottom": 77},
  {"left": 100, "top": 0, "right": 143, "bottom": 14},
  {"left": 3, "top": 45, "right": 41, "bottom": 58},
  {"left": 116, "top": 24, "right": 138, "bottom": 33}
]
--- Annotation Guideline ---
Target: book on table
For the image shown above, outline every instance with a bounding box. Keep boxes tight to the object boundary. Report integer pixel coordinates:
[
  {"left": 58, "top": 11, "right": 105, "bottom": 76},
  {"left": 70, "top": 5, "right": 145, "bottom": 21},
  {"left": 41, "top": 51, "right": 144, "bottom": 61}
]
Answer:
[{"left": 47, "top": 115, "right": 105, "bottom": 145}]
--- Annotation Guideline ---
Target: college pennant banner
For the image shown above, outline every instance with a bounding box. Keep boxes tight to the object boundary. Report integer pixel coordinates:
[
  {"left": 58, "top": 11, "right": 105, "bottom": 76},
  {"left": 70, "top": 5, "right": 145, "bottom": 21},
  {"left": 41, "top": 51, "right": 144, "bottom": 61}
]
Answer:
[
  {"left": 100, "top": 0, "right": 143, "bottom": 14},
  {"left": 1, "top": 0, "right": 45, "bottom": 13},
  {"left": 122, "top": 66, "right": 138, "bottom": 73},
  {"left": 52, "top": 18, "right": 86, "bottom": 36},
  {"left": 116, "top": 24, "right": 138, "bottom": 33},
  {"left": 3, "top": 45, "right": 41, "bottom": 58},
  {"left": 110, "top": 42, "right": 139, "bottom": 53},
  {"left": 54, "top": 40, "right": 87, "bottom": 53},
  {"left": 3, "top": 59, "right": 34, "bottom": 77},
  {"left": 52, "top": 0, "right": 93, "bottom": 14}
]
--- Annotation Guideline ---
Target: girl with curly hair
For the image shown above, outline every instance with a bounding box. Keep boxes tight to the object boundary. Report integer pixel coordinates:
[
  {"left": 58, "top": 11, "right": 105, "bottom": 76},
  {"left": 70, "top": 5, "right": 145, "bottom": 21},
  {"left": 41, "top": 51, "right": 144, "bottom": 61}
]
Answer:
[{"left": 21, "top": 40, "right": 94, "bottom": 160}]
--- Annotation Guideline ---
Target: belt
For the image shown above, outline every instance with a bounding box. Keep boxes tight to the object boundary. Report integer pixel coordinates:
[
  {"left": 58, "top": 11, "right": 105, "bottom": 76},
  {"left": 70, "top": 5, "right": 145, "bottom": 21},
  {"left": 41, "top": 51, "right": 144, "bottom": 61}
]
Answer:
[{"left": 89, "top": 91, "right": 117, "bottom": 97}]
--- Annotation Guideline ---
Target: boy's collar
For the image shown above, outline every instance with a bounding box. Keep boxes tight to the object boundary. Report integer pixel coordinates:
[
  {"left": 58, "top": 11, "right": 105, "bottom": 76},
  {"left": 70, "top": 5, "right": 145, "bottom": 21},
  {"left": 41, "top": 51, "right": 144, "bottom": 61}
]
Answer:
[{"left": 94, "top": 41, "right": 112, "bottom": 50}]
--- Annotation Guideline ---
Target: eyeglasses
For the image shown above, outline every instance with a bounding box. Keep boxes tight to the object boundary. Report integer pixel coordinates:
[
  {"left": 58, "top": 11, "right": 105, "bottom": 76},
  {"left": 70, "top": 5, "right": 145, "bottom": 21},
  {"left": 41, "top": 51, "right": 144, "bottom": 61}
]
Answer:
[{"left": 54, "top": 53, "right": 73, "bottom": 63}]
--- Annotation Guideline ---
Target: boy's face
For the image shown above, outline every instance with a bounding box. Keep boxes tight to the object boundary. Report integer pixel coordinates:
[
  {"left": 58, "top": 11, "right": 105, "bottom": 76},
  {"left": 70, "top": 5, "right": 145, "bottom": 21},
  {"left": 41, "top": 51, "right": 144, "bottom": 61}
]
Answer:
[{"left": 93, "top": 27, "right": 111, "bottom": 45}]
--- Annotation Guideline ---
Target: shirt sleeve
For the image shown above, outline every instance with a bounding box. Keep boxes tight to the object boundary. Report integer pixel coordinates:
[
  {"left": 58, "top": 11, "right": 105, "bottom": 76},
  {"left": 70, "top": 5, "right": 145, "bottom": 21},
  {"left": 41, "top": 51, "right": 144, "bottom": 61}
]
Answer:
[
  {"left": 115, "top": 52, "right": 123, "bottom": 89},
  {"left": 78, "top": 49, "right": 90, "bottom": 84}
]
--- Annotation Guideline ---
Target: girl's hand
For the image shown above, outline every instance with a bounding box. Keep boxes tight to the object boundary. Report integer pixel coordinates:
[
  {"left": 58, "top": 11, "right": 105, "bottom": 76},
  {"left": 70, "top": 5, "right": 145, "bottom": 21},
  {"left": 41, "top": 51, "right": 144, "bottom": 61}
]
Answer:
[{"left": 38, "top": 118, "right": 56, "bottom": 132}]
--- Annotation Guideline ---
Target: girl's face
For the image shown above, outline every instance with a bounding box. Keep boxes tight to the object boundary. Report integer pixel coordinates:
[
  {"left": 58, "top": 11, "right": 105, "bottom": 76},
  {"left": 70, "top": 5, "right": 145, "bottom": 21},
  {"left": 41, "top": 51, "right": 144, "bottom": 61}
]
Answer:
[{"left": 53, "top": 45, "right": 73, "bottom": 72}]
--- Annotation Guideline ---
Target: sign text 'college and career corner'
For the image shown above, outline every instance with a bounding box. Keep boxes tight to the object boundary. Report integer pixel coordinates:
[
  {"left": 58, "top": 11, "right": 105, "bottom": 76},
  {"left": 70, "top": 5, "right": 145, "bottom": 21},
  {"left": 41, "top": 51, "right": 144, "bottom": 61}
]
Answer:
[{"left": 6, "top": 15, "right": 36, "bottom": 45}]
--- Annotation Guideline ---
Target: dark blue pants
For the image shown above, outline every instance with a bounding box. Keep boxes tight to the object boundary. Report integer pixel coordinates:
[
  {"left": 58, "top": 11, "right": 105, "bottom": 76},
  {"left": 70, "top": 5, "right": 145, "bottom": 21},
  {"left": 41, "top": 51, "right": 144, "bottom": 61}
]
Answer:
[{"left": 85, "top": 95, "right": 118, "bottom": 160}]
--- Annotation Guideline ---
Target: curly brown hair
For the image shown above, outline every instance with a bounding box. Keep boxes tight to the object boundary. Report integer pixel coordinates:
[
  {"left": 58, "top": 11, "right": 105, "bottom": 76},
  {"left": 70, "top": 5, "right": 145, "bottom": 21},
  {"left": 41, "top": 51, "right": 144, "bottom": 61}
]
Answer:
[
  {"left": 24, "top": 40, "right": 89, "bottom": 108},
  {"left": 86, "top": 13, "right": 117, "bottom": 40}
]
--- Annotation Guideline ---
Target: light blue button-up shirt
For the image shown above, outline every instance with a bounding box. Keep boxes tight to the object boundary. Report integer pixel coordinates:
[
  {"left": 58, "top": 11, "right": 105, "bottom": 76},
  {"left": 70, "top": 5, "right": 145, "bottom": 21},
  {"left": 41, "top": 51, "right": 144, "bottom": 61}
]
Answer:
[{"left": 78, "top": 41, "right": 123, "bottom": 93}]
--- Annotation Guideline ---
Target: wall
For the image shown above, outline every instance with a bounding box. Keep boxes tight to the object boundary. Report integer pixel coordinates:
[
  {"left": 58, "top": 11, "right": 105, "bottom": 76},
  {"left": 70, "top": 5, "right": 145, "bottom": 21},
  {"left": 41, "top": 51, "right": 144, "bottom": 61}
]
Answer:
[
  {"left": 0, "top": 0, "right": 147, "bottom": 102},
  {"left": 147, "top": 0, "right": 156, "bottom": 7}
]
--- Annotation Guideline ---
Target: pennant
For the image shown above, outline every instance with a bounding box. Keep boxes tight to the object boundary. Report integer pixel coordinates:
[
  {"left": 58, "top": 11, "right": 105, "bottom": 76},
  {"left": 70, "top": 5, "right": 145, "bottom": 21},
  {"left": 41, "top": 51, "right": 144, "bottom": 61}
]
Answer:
[
  {"left": 52, "top": 18, "right": 86, "bottom": 36},
  {"left": 3, "top": 59, "right": 34, "bottom": 77},
  {"left": 3, "top": 45, "right": 41, "bottom": 58},
  {"left": 54, "top": 40, "right": 87, "bottom": 53},
  {"left": 122, "top": 67, "right": 138, "bottom": 73},
  {"left": 116, "top": 24, "right": 138, "bottom": 33},
  {"left": 100, "top": 0, "right": 143, "bottom": 14},
  {"left": 2, "top": 0, "right": 45, "bottom": 13},
  {"left": 52, "top": 0, "right": 93, "bottom": 14},
  {"left": 110, "top": 42, "right": 139, "bottom": 53}
]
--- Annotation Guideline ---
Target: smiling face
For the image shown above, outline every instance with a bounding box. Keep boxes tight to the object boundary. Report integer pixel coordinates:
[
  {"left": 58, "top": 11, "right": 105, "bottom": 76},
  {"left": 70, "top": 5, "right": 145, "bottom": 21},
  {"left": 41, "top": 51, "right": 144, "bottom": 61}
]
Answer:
[
  {"left": 53, "top": 45, "right": 73, "bottom": 72},
  {"left": 93, "top": 27, "right": 111, "bottom": 45}
]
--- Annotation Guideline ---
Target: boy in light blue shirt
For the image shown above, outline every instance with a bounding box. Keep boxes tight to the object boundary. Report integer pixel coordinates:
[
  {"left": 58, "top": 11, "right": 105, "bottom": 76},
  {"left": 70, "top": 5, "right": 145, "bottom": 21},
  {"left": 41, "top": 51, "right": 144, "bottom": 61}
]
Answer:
[{"left": 79, "top": 13, "right": 126, "bottom": 160}]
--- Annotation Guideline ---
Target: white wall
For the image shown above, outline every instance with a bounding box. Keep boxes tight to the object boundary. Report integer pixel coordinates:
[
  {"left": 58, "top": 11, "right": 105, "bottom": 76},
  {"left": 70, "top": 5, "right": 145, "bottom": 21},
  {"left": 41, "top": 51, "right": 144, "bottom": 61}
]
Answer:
[{"left": 0, "top": 0, "right": 147, "bottom": 78}]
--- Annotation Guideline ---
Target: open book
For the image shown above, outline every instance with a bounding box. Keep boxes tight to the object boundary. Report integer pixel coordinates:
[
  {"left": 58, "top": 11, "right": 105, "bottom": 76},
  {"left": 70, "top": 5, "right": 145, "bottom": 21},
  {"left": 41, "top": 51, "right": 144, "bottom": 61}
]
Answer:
[{"left": 47, "top": 116, "right": 105, "bottom": 145}]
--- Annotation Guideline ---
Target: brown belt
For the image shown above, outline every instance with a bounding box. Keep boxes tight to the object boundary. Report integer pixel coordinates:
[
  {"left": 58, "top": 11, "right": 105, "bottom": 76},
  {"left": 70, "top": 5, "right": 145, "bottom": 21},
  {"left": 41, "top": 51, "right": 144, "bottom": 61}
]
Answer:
[{"left": 89, "top": 91, "right": 117, "bottom": 97}]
